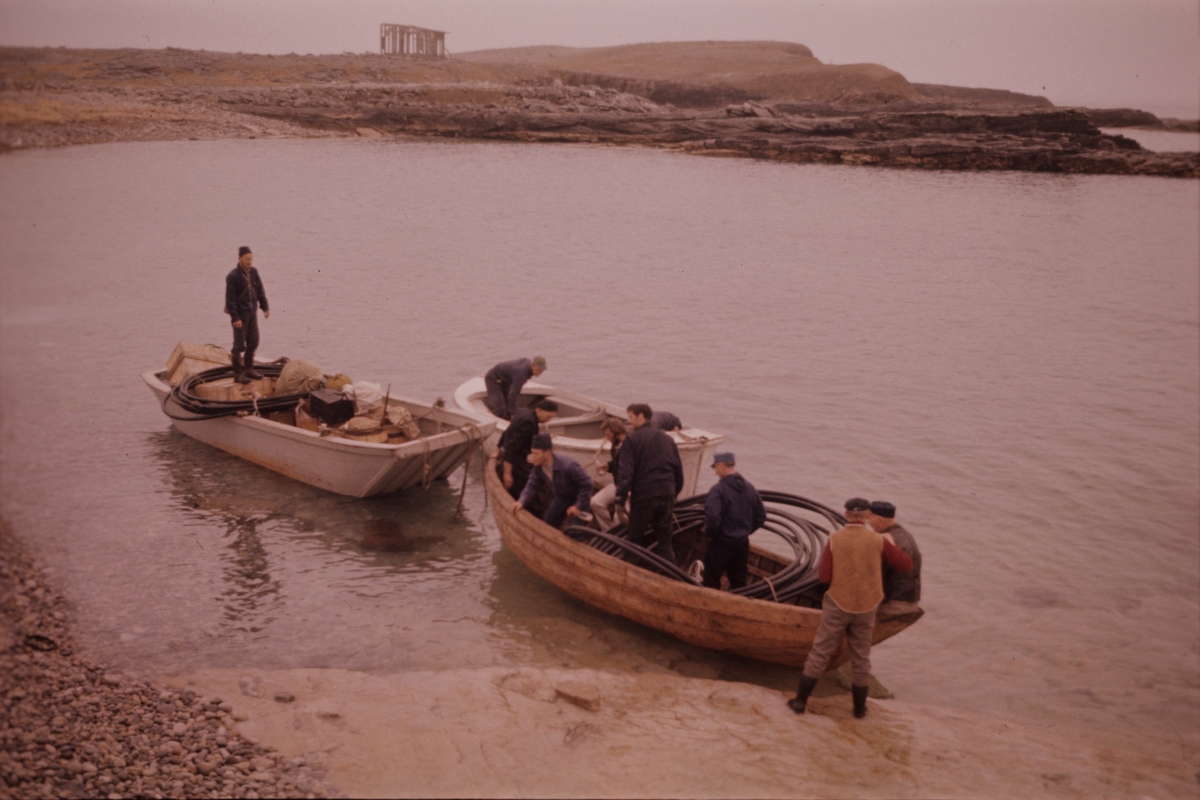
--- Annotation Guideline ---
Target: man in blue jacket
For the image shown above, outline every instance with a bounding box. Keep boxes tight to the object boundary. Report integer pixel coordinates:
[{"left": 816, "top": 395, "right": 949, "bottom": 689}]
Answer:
[
  {"left": 224, "top": 246, "right": 270, "bottom": 384},
  {"left": 485, "top": 356, "right": 546, "bottom": 420},
  {"left": 702, "top": 452, "right": 767, "bottom": 590},
  {"left": 512, "top": 434, "right": 594, "bottom": 529},
  {"left": 616, "top": 403, "right": 684, "bottom": 562}
]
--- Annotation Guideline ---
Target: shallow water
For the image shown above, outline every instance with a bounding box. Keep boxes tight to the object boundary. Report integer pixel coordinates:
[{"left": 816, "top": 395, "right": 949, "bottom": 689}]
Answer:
[
  {"left": 1100, "top": 127, "right": 1200, "bottom": 152},
  {"left": 0, "top": 139, "right": 1196, "bottom": 755}
]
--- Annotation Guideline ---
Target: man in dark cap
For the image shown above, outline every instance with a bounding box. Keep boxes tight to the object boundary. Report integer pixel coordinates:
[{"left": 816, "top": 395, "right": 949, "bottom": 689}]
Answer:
[
  {"left": 701, "top": 452, "right": 766, "bottom": 590},
  {"left": 616, "top": 403, "right": 684, "bottom": 562},
  {"left": 512, "top": 433, "right": 594, "bottom": 529},
  {"left": 224, "top": 246, "right": 270, "bottom": 384},
  {"left": 788, "top": 497, "right": 913, "bottom": 720},
  {"left": 868, "top": 501, "right": 922, "bottom": 617},
  {"left": 484, "top": 356, "right": 547, "bottom": 420},
  {"left": 496, "top": 399, "right": 558, "bottom": 499}
]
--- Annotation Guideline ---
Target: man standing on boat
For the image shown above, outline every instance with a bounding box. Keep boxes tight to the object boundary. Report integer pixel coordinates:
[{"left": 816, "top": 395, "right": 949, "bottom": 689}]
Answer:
[
  {"left": 788, "top": 497, "right": 913, "bottom": 720},
  {"left": 590, "top": 418, "right": 628, "bottom": 529},
  {"left": 484, "top": 356, "right": 546, "bottom": 420},
  {"left": 616, "top": 403, "right": 684, "bottom": 563},
  {"left": 868, "top": 500, "right": 922, "bottom": 617},
  {"left": 224, "top": 246, "right": 269, "bottom": 385},
  {"left": 701, "top": 453, "right": 766, "bottom": 590},
  {"left": 512, "top": 434, "right": 594, "bottom": 529},
  {"left": 497, "top": 399, "right": 558, "bottom": 499}
]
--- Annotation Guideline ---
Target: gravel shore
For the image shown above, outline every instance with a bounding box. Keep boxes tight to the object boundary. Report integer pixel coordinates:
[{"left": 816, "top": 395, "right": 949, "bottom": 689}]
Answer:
[{"left": 0, "top": 525, "right": 342, "bottom": 799}]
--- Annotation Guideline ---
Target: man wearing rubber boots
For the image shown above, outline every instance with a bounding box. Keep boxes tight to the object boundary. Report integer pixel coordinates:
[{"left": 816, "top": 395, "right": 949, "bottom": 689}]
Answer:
[
  {"left": 224, "top": 246, "right": 270, "bottom": 384},
  {"left": 788, "top": 497, "right": 913, "bottom": 719}
]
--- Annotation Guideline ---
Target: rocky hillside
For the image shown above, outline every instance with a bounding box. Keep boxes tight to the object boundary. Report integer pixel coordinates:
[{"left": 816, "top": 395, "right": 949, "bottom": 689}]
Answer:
[{"left": 1, "top": 44, "right": 1196, "bottom": 177}]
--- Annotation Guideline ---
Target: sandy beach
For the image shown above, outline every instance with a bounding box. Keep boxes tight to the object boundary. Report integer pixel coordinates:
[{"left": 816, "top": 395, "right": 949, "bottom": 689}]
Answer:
[{"left": 4, "top": 522, "right": 1197, "bottom": 798}]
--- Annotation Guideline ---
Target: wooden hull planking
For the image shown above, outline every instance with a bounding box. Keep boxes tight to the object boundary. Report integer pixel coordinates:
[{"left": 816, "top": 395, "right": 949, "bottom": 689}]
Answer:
[{"left": 487, "top": 455, "right": 922, "bottom": 669}]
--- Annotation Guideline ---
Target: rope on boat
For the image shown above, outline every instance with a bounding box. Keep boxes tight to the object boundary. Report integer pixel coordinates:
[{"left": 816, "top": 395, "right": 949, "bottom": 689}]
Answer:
[
  {"left": 564, "top": 491, "right": 845, "bottom": 605},
  {"left": 454, "top": 422, "right": 483, "bottom": 517},
  {"left": 162, "top": 363, "right": 308, "bottom": 421}
]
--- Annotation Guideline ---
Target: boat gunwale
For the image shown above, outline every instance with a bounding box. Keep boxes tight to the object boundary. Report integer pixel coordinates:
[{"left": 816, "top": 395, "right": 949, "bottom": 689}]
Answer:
[
  {"left": 144, "top": 370, "right": 494, "bottom": 455},
  {"left": 453, "top": 376, "right": 724, "bottom": 451}
]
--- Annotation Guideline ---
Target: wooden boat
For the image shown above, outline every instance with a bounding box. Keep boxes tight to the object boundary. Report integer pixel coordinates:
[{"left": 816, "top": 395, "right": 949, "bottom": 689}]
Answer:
[
  {"left": 486, "top": 454, "right": 923, "bottom": 669},
  {"left": 454, "top": 376, "right": 725, "bottom": 497},
  {"left": 143, "top": 369, "right": 494, "bottom": 498}
]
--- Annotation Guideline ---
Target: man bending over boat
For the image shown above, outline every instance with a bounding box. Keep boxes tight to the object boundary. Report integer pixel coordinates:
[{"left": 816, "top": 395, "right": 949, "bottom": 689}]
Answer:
[
  {"left": 788, "top": 497, "right": 913, "bottom": 720},
  {"left": 512, "top": 434, "right": 594, "bottom": 529},
  {"left": 701, "top": 452, "right": 766, "bottom": 590},
  {"left": 485, "top": 356, "right": 546, "bottom": 420},
  {"left": 497, "top": 399, "right": 558, "bottom": 499},
  {"left": 224, "top": 246, "right": 270, "bottom": 385},
  {"left": 616, "top": 404, "right": 684, "bottom": 563},
  {"left": 868, "top": 500, "right": 922, "bottom": 617}
]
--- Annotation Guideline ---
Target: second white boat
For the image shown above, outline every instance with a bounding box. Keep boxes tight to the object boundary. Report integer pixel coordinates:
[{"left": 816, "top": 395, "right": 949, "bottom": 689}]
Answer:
[{"left": 452, "top": 376, "right": 725, "bottom": 497}]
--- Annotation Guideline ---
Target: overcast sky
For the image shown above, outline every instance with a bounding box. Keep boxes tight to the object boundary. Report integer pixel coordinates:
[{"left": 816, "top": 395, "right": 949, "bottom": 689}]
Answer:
[{"left": 1, "top": 0, "right": 1196, "bottom": 118}]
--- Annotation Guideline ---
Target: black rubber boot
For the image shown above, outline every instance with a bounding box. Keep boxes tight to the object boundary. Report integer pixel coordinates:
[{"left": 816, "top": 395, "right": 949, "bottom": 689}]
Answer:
[
  {"left": 787, "top": 675, "right": 819, "bottom": 714},
  {"left": 852, "top": 685, "right": 869, "bottom": 719},
  {"left": 243, "top": 352, "right": 264, "bottom": 380},
  {"left": 232, "top": 353, "right": 251, "bottom": 384}
]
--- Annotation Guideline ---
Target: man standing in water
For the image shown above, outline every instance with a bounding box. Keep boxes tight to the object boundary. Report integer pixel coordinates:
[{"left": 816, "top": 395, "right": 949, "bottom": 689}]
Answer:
[
  {"left": 616, "top": 403, "right": 684, "bottom": 562},
  {"left": 868, "top": 500, "right": 922, "bottom": 617},
  {"left": 484, "top": 356, "right": 546, "bottom": 420},
  {"left": 224, "top": 246, "right": 270, "bottom": 384},
  {"left": 788, "top": 497, "right": 913, "bottom": 719}
]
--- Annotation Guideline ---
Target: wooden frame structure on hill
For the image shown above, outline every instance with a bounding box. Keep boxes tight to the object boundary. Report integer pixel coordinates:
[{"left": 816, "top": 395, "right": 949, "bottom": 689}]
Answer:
[{"left": 379, "top": 24, "right": 446, "bottom": 58}]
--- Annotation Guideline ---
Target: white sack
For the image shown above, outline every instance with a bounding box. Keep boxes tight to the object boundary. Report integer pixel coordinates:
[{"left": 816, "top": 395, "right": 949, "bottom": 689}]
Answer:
[{"left": 341, "top": 381, "right": 384, "bottom": 415}]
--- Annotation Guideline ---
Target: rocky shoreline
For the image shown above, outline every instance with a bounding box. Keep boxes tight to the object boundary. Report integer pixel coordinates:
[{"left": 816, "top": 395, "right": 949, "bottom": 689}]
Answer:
[
  {"left": 1, "top": 46, "right": 1197, "bottom": 178},
  {"left": 0, "top": 525, "right": 342, "bottom": 799}
]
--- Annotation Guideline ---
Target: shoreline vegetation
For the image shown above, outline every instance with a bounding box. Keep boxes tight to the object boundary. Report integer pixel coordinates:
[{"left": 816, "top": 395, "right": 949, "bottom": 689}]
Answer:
[
  {"left": 1, "top": 41, "right": 1197, "bottom": 177},
  {"left": 2, "top": 525, "right": 1196, "bottom": 798}
]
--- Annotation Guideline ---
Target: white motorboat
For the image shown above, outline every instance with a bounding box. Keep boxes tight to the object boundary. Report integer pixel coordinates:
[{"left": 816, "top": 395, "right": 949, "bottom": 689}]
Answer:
[
  {"left": 144, "top": 368, "right": 494, "bottom": 498},
  {"left": 452, "top": 376, "right": 724, "bottom": 497}
]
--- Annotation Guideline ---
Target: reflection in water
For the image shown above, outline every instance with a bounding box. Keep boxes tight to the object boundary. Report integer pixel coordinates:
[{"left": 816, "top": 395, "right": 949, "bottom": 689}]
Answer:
[
  {"left": 361, "top": 519, "right": 445, "bottom": 553},
  {"left": 218, "top": 515, "right": 280, "bottom": 634}
]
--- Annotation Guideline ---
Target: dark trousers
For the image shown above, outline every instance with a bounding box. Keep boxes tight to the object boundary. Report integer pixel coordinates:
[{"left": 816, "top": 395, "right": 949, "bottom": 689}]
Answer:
[
  {"left": 543, "top": 495, "right": 573, "bottom": 529},
  {"left": 231, "top": 313, "right": 259, "bottom": 363},
  {"left": 702, "top": 537, "right": 749, "bottom": 590},
  {"left": 497, "top": 459, "right": 532, "bottom": 500},
  {"left": 627, "top": 495, "right": 676, "bottom": 562},
  {"left": 484, "top": 376, "right": 512, "bottom": 420}
]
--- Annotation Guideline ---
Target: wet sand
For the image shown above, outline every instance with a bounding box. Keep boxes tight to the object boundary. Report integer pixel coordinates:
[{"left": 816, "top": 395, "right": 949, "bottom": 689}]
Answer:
[
  {"left": 167, "top": 664, "right": 1194, "bottom": 798},
  {"left": 5, "top": 522, "right": 1195, "bottom": 799}
]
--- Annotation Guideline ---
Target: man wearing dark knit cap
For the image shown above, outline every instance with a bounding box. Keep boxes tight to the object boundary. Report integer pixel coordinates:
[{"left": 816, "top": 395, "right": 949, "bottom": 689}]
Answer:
[
  {"left": 788, "top": 497, "right": 913, "bottom": 720},
  {"left": 224, "top": 246, "right": 270, "bottom": 384},
  {"left": 512, "top": 433, "right": 594, "bottom": 529},
  {"left": 701, "top": 452, "right": 766, "bottom": 590},
  {"left": 868, "top": 501, "right": 922, "bottom": 617}
]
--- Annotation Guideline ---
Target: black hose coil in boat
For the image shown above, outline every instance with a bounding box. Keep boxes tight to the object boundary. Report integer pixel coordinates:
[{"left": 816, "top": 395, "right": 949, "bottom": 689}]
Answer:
[
  {"left": 162, "top": 363, "right": 311, "bottom": 421},
  {"left": 564, "top": 491, "right": 846, "bottom": 605}
]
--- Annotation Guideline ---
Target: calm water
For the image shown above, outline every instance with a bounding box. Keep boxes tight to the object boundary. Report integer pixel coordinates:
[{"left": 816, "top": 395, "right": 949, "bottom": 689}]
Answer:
[{"left": 1, "top": 139, "right": 1197, "bottom": 756}]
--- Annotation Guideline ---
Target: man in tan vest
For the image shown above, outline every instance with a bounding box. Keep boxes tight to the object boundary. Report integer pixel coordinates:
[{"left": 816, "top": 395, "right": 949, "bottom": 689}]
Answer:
[{"left": 787, "top": 497, "right": 913, "bottom": 719}]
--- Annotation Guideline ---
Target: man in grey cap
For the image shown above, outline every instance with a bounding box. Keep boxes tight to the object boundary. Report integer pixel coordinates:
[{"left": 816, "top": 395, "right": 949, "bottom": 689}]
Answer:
[
  {"left": 701, "top": 453, "right": 766, "bottom": 590},
  {"left": 868, "top": 501, "right": 922, "bottom": 617},
  {"left": 224, "top": 246, "right": 270, "bottom": 384},
  {"left": 788, "top": 497, "right": 913, "bottom": 720},
  {"left": 484, "top": 356, "right": 546, "bottom": 420}
]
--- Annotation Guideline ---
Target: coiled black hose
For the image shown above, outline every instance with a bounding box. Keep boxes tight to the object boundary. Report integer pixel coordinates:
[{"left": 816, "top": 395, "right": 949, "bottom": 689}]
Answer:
[
  {"left": 162, "top": 363, "right": 310, "bottom": 421},
  {"left": 564, "top": 491, "right": 846, "bottom": 605}
]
